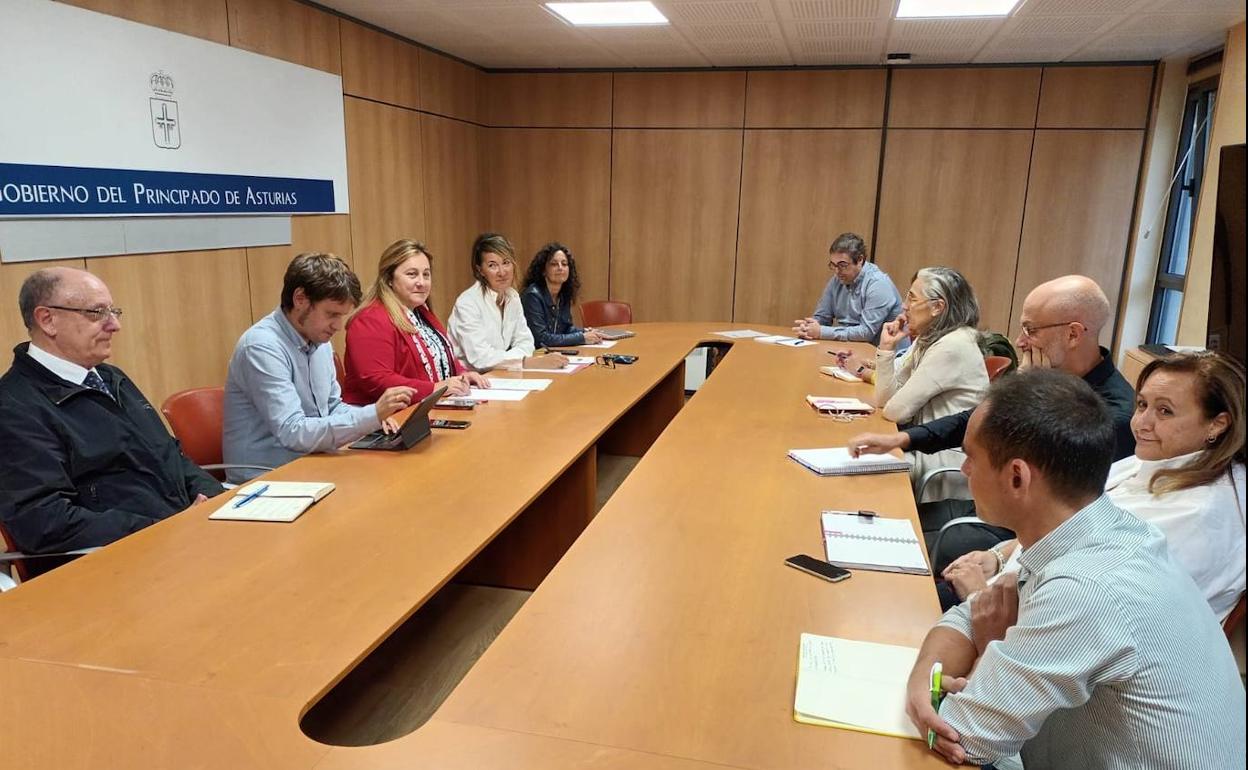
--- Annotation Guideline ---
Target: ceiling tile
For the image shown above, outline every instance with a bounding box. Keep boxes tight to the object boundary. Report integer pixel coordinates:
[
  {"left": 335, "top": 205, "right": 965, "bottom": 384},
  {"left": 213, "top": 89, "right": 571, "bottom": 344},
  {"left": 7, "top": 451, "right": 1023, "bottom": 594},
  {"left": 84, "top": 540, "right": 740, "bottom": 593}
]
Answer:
[{"left": 660, "top": 1, "right": 772, "bottom": 22}]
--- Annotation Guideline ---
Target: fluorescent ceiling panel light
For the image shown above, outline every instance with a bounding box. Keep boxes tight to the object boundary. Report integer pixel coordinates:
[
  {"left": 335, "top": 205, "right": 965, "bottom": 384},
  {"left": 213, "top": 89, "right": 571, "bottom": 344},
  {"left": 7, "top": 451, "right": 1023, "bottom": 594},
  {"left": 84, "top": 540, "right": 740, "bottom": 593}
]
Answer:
[
  {"left": 546, "top": 2, "right": 668, "bottom": 26},
  {"left": 896, "top": 0, "right": 1020, "bottom": 18}
]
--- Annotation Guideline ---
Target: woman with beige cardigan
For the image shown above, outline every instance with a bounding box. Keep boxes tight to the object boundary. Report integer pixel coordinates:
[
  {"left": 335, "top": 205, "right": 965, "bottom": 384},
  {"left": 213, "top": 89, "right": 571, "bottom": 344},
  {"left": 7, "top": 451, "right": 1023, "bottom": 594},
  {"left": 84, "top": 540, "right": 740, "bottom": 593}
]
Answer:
[{"left": 874, "top": 266, "right": 988, "bottom": 500}]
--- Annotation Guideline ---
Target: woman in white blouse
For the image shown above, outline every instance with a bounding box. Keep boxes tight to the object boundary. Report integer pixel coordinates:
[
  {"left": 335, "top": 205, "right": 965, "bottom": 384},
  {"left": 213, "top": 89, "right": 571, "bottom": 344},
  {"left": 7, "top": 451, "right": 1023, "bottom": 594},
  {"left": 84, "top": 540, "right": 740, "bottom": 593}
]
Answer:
[
  {"left": 448, "top": 233, "right": 567, "bottom": 372},
  {"left": 874, "top": 267, "right": 989, "bottom": 499},
  {"left": 945, "top": 351, "right": 1246, "bottom": 621}
]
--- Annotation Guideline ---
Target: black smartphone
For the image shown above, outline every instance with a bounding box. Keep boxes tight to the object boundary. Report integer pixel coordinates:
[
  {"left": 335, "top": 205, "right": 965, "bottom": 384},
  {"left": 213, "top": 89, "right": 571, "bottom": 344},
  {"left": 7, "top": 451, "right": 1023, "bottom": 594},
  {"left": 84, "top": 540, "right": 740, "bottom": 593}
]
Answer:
[
  {"left": 434, "top": 398, "right": 476, "bottom": 410},
  {"left": 607, "top": 354, "right": 638, "bottom": 365},
  {"left": 784, "top": 554, "right": 851, "bottom": 583},
  {"left": 430, "top": 419, "right": 470, "bottom": 430}
]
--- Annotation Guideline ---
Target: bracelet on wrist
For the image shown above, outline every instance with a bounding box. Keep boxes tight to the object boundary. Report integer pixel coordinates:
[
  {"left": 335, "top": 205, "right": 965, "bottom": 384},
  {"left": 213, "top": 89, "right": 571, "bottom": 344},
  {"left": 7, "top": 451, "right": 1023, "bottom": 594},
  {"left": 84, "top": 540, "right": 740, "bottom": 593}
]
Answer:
[{"left": 989, "top": 545, "right": 1005, "bottom": 576}]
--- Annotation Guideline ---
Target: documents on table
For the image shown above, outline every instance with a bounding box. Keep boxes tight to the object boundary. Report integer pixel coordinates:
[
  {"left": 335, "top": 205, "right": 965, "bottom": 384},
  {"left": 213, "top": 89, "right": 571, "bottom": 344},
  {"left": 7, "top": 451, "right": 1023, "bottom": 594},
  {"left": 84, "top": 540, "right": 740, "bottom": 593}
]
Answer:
[
  {"left": 788, "top": 447, "right": 909, "bottom": 476},
  {"left": 819, "top": 365, "right": 863, "bottom": 383},
  {"left": 469, "top": 387, "right": 529, "bottom": 401},
  {"left": 209, "top": 481, "right": 335, "bottom": 523},
  {"left": 794, "top": 633, "right": 923, "bottom": 740},
  {"left": 579, "top": 340, "right": 618, "bottom": 349},
  {"left": 483, "top": 378, "right": 553, "bottom": 391},
  {"left": 821, "top": 510, "right": 930, "bottom": 575},
  {"left": 754, "top": 335, "right": 816, "bottom": 348},
  {"left": 520, "top": 356, "right": 593, "bottom": 374},
  {"left": 712, "top": 329, "right": 767, "bottom": 339},
  {"left": 805, "top": 395, "right": 874, "bottom": 415}
]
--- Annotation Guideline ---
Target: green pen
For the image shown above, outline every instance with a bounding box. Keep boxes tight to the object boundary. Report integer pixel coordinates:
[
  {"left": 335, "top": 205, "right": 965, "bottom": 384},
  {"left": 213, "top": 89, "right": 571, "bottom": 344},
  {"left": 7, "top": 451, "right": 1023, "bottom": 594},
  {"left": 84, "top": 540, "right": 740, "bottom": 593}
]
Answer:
[{"left": 927, "top": 661, "right": 943, "bottom": 749}]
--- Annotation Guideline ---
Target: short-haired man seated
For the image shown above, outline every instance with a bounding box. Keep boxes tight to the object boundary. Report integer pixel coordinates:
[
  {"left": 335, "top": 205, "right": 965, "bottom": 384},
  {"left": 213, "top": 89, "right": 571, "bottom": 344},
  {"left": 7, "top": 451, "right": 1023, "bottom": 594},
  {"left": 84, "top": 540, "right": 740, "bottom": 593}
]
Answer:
[
  {"left": 905, "top": 369, "right": 1245, "bottom": 770},
  {"left": 0, "top": 268, "right": 223, "bottom": 577},
  {"left": 223, "top": 253, "right": 415, "bottom": 482}
]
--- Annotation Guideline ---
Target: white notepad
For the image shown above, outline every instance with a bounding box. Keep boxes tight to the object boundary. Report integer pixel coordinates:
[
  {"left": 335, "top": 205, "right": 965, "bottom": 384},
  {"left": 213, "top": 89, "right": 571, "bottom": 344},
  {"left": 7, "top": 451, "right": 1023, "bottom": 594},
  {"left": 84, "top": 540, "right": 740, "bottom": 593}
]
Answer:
[
  {"left": 209, "top": 481, "right": 335, "bottom": 523},
  {"left": 484, "top": 378, "right": 553, "bottom": 391},
  {"left": 819, "top": 365, "right": 863, "bottom": 383},
  {"left": 468, "top": 387, "right": 529, "bottom": 401},
  {"left": 805, "top": 396, "right": 874, "bottom": 414},
  {"left": 578, "top": 340, "right": 618, "bottom": 349},
  {"left": 821, "top": 511, "right": 930, "bottom": 575},
  {"left": 788, "top": 447, "right": 909, "bottom": 476},
  {"left": 794, "top": 633, "right": 922, "bottom": 740},
  {"left": 713, "top": 329, "right": 767, "bottom": 339},
  {"left": 754, "top": 335, "right": 816, "bottom": 347}
]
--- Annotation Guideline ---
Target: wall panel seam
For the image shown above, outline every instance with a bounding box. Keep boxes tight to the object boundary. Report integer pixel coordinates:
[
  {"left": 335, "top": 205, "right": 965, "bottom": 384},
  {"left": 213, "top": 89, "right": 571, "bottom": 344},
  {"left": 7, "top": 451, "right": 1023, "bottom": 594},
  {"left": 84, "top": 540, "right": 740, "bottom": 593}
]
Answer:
[{"left": 869, "top": 69, "right": 893, "bottom": 264}]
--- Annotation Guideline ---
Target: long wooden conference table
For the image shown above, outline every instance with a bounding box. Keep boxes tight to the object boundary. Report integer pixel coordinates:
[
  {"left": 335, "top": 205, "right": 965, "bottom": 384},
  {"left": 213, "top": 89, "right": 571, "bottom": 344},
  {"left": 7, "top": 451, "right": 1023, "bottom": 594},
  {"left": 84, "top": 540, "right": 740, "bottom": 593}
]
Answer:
[{"left": 0, "top": 323, "right": 945, "bottom": 769}]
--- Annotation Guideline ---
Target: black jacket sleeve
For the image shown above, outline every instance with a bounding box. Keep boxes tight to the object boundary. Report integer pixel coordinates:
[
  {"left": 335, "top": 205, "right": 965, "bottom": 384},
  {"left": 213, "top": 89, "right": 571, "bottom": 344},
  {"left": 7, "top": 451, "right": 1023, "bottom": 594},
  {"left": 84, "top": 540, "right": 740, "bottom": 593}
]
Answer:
[
  {"left": 901, "top": 408, "right": 973, "bottom": 455},
  {"left": 0, "top": 405, "right": 159, "bottom": 554}
]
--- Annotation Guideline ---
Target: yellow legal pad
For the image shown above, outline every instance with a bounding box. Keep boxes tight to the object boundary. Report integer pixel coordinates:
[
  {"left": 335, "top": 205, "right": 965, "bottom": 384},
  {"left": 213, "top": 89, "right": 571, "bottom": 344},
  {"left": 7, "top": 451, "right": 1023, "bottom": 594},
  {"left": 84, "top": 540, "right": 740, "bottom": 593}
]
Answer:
[{"left": 794, "top": 633, "right": 924, "bottom": 740}]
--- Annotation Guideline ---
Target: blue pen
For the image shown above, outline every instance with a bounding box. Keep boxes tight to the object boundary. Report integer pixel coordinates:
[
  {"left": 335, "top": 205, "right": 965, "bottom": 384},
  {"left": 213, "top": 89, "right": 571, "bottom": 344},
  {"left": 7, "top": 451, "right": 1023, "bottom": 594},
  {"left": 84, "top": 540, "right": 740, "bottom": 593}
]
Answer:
[{"left": 232, "top": 483, "right": 270, "bottom": 509}]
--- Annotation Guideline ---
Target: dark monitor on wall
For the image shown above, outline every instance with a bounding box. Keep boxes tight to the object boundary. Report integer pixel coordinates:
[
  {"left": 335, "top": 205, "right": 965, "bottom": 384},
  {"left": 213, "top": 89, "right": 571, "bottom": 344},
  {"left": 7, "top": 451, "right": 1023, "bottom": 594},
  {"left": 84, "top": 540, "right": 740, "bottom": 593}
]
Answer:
[{"left": 1207, "top": 143, "right": 1245, "bottom": 365}]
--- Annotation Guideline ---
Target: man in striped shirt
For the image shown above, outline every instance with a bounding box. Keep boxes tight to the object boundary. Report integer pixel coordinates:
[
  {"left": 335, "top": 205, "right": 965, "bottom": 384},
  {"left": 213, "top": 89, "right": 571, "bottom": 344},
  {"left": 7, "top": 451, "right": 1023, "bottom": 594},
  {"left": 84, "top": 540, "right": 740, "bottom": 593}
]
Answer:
[{"left": 905, "top": 369, "right": 1245, "bottom": 769}]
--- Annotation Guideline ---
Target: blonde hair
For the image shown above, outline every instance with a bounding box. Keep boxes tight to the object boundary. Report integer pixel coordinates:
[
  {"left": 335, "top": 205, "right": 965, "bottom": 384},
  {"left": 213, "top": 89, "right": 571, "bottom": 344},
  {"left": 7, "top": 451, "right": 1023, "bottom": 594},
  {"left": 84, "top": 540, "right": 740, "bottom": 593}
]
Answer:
[
  {"left": 351, "top": 239, "right": 433, "bottom": 334},
  {"left": 1138, "top": 351, "right": 1246, "bottom": 494}
]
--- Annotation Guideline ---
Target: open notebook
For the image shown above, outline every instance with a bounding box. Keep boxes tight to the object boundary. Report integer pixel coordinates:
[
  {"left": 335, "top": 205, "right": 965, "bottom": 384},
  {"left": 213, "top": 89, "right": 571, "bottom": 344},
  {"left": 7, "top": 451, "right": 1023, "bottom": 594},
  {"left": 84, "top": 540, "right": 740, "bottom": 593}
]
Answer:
[
  {"left": 209, "top": 481, "right": 335, "bottom": 523},
  {"left": 821, "top": 511, "right": 930, "bottom": 575},
  {"left": 788, "top": 447, "right": 909, "bottom": 476},
  {"left": 794, "top": 633, "right": 922, "bottom": 740}
]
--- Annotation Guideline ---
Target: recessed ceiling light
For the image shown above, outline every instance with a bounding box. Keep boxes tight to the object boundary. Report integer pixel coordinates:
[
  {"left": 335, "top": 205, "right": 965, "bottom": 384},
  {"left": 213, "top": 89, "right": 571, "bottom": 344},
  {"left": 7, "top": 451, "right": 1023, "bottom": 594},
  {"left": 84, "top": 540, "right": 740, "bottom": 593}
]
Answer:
[
  {"left": 896, "top": 0, "right": 1020, "bottom": 18},
  {"left": 545, "top": 2, "right": 669, "bottom": 26}
]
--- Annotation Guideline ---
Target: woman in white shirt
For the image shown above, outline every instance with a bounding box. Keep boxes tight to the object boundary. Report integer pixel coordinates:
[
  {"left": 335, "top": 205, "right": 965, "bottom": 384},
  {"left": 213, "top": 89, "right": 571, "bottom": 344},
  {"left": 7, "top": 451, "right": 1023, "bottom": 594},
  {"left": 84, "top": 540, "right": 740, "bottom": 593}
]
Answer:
[
  {"left": 874, "top": 267, "right": 989, "bottom": 499},
  {"left": 945, "top": 351, "right": 1246, "bottom": 621},
  {"left": 448, "top": 233, "right": 567, "bottom": 372}
]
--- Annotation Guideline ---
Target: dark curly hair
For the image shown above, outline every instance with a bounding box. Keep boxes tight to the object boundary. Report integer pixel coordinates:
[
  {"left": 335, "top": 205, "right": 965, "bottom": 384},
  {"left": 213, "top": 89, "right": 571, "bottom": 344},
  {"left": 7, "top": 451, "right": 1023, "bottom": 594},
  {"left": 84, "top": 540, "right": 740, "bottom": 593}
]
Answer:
[{"left": 524, "top": 242, "right": 582, "bottom": 305}]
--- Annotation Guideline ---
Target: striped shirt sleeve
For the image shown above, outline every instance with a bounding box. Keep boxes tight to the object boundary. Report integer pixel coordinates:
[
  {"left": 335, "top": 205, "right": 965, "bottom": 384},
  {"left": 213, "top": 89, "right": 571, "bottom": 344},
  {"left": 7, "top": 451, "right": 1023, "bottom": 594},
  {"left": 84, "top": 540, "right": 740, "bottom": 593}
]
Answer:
[{"left": 938, "top": 574, "right": 1140, "bottom": 765}]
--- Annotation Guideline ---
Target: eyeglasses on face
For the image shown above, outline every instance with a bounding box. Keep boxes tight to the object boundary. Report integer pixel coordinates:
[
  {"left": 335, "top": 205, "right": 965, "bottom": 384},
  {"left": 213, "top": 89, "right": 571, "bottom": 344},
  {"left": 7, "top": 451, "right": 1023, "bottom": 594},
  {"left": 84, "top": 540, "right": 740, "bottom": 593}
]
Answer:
[
  {"left": 43, "top": 305, "right": 124, "bottom": 322},
  {"left": 828, "top": 259, "right": 854, "bottom": 271},
  {"left": 1019, "top": 321, "right": 1081, "bottom": 338}
]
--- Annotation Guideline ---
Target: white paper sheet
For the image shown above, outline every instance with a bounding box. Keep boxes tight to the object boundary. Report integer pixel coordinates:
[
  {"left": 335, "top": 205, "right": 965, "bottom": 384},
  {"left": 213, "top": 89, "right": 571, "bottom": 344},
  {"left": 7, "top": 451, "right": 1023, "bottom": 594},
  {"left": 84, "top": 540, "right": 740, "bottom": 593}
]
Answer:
[
  {"left": 468, "top": 388, "right": 529, "bottom": 401},
  {"left": 483, "top": 378, "right": 553, "bottom": 391}
]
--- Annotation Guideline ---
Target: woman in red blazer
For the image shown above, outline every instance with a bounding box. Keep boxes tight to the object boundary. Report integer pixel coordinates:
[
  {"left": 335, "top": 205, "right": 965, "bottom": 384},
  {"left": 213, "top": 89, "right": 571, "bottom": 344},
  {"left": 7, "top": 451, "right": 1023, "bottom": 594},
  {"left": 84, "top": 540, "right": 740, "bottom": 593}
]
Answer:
[{"left": 343, "top": 239, "right": 489, "bottom": 405}]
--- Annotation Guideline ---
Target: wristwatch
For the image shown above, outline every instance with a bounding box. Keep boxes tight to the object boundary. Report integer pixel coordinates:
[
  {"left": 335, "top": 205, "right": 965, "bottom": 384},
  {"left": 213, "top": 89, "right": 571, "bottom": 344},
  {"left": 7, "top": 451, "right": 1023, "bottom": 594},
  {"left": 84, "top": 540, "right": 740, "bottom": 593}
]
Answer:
[{"left": 989, "top": 543, "right": 1007, "bottom": 575}]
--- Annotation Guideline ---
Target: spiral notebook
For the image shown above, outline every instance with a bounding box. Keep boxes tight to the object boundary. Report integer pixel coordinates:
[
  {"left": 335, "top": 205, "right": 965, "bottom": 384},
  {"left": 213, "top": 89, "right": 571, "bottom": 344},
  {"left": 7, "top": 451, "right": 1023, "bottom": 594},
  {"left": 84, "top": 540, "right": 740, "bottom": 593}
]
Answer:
[
  {"left": 821, "top": 510, "right": 930, "bottom": 575},
  {"left": 788, "top": 447, "right": 909, "bottom": 476}
]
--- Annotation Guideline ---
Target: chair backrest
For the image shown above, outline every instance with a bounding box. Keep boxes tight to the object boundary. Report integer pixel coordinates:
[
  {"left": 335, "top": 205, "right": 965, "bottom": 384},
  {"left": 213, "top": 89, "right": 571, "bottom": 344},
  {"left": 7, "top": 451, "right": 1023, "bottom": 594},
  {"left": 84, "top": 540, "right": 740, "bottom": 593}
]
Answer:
[
  {"left": 581, "top": 300, "right": 632, "bottom": 328},
  {"left": 984, "top": 355, "right": 1013, "bottom": 382},
  {"left": 1224, "top": 591, "right": 1247, "bottom": 639},
  {"left": 161, "top": 386, "right": 225, "bottom": 467},
  {"left": 333, "top": 351, "right": 346, "bottom": 390},
  {"left": 0, "top": 522, "right": 28, "bottom": 585}
]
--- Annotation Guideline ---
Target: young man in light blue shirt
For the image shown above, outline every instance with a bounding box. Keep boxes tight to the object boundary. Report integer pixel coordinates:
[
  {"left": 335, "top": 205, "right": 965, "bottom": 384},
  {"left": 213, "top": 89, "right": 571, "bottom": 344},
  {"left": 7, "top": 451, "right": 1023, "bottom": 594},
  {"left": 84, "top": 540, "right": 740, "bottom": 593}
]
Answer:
[
  {"left": 792, "top": 232, "right": 905, "bottom": 346},
  {"left": 223, "top": 253, "right": 415, "bottom": 482}
]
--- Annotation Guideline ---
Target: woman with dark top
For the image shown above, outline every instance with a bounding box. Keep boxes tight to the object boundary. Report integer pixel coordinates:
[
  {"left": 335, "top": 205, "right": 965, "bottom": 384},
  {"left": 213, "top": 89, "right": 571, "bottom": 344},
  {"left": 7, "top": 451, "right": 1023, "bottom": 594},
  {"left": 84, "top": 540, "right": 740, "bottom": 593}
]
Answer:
[
  {"left": 343, "top": 239, "right": 488, "bottom": 404},
  {"left": 519, "top": 242, "right": 603, "bottom": 348}
]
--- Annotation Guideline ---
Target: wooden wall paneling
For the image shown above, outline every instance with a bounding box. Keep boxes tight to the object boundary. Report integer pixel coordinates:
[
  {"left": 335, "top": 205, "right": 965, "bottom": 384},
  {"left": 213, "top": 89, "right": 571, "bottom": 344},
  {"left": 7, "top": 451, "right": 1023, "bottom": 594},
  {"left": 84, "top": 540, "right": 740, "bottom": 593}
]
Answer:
[
  {"left": 484, "top": 129, "right": 612, "bottom": 304},
  {"left": 1011, "top": 130, "right": 1146, "bottom": 344},
  {"left": 481, "top": 73, "right": 613, "bottom": 128},
  {"left": 344, "top": 97, "right": 426, "bottom": 290},
  {"left": 609, "top": 129, "right": 743, "bottom": 322},
  {"left": 612, "top": 72, "right": 746, "bottom": 128},
  {"left": 89, "top": 250, "right": 253, "bottom": 407},
  {"left": 888, "top": 68, "right": 1042, "bottom": 128},
  {"left": 57, "top": 0, "right": 229, "bottom": 43},
  {"left": 874, "top": 129, "right": 1034, "bottom": 333},
  {"left": 339, "top": 20, "right": 420, "bottom": 110},
  {"left": 245, "top": 215, "right": 354, "bottom": 324},
  {"left": 0, "top": 260, "right": 88, "bottom": 357},
  {"left": 421, "top": 115, "right": 486, "bottom": 315},
  {"left": 419, "top": 50, "right": 482, "bottom": 124},
  {"left": 1037, "top": 66, "right": 1154, "bottom": 129},
  {"left": 226, "top": 0, "right": 341, "bottom": 74},
  {"left": 734, "top": 130, "right": 882, "bottom": 327},
  {"left": 744, "top": 70, "right": 886, "bottom": 128}
]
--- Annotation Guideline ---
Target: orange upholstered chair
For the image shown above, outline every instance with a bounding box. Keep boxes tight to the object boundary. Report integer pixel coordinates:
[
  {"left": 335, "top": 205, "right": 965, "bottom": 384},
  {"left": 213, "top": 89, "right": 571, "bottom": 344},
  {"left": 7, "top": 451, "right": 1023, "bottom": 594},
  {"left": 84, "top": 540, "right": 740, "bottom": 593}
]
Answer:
[
  {"left": 161, "top": 386, "right": 272, "bottom": 482},
  {"left": 984, "top": 355, "right": 1013, "bottom": 382},
  {"left": 580, "top": 300, "right": 632, "bottom": 328}
]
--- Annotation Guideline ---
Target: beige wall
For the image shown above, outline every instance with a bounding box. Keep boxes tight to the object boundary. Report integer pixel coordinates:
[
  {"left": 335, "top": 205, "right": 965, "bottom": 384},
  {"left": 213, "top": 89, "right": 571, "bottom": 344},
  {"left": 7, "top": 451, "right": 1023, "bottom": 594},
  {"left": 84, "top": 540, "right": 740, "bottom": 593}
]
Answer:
[
  {"left": 2, "top": 0, "right": 1156, "bottom": 412},
  {"left": 1177, "top": 22, "right": 1247, "bottom": 345}
]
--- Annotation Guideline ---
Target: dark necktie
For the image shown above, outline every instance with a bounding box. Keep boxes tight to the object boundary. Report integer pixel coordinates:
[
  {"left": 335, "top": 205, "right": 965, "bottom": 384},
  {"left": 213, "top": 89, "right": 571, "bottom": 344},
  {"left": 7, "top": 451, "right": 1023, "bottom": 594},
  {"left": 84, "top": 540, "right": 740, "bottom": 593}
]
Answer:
[{"left": 83, "top": 370, "right": 113, "bottom": 398}]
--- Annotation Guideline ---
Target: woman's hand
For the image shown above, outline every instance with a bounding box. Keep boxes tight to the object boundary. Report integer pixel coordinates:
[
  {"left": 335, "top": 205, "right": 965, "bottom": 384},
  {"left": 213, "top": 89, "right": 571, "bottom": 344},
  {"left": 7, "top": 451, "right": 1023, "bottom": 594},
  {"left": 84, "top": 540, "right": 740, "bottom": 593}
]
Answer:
[
  {"left": 879, "top": 314, "right": 909, "bottom": 351},
  {"left": 462, "top": 371, "right": 489, "bottom": 388},
  {"left": 437, "top": 375, "right": 471, "bottom": 397},
  {"left": 525, "top": 353, "right": 568, "bottom": 369},
  {"left": 583, "top": 329, "right": 604, "bottom": 345}
]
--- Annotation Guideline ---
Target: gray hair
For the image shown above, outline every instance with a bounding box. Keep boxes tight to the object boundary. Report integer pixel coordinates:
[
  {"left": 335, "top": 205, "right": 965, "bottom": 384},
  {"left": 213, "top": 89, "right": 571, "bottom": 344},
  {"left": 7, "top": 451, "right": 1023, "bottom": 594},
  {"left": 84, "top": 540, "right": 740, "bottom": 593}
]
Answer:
[
  {"left": 18, "top": 268, "right": 65, "bottom": 330},
  {"left": 828, "top": 232, "right": 868, "bottom": 263},
  {"left": 914, "top": 266, "right": 980, "bottom": 353}
]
